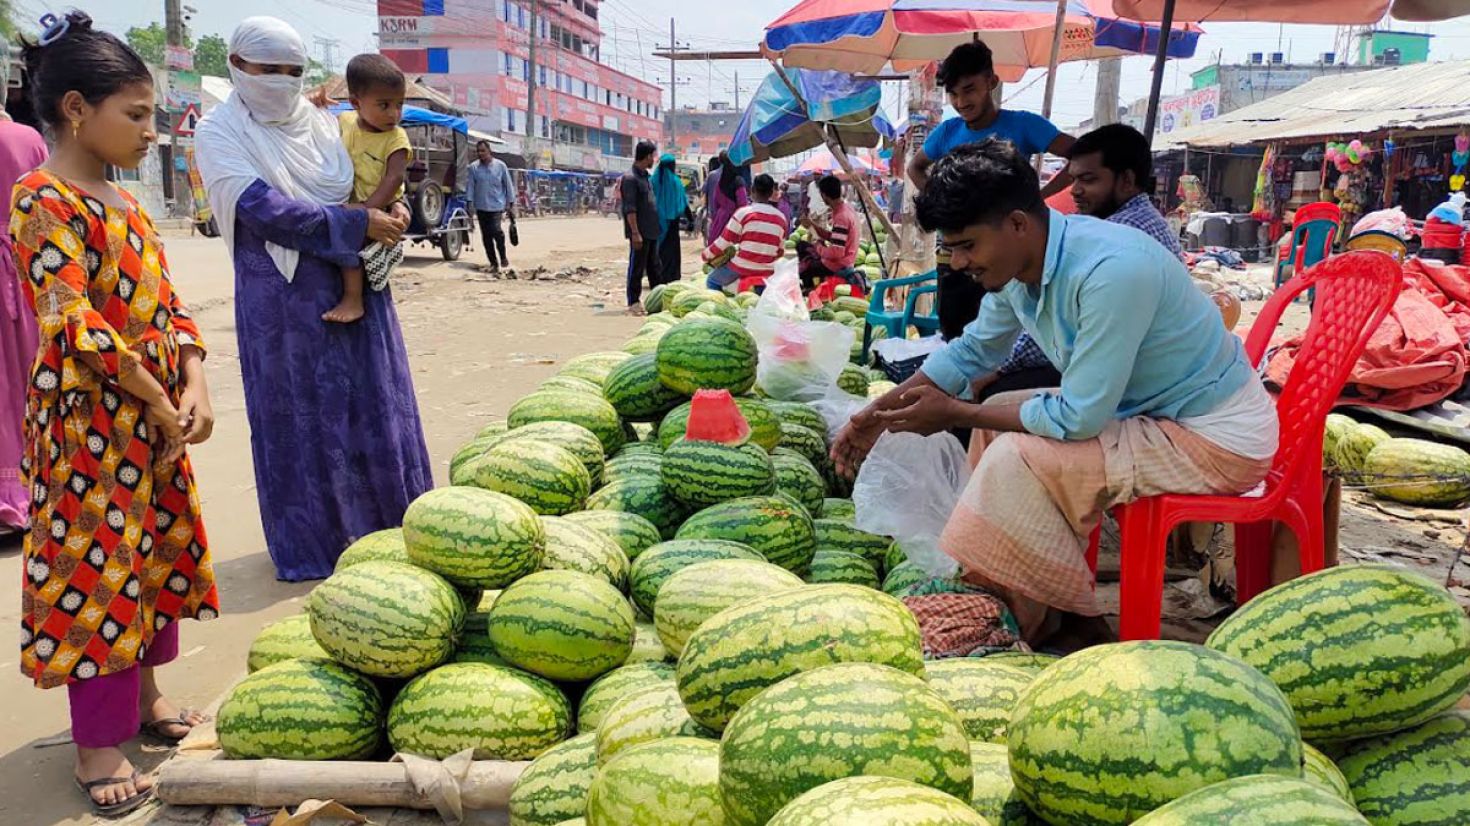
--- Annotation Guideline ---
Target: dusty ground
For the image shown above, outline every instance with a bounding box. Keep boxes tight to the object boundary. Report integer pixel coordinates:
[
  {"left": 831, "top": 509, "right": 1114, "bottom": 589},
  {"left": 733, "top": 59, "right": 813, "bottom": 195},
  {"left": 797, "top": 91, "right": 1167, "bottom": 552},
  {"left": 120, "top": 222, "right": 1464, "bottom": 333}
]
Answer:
[{"left": 0, "top": 216, "right": 1463, "bottom": 825}]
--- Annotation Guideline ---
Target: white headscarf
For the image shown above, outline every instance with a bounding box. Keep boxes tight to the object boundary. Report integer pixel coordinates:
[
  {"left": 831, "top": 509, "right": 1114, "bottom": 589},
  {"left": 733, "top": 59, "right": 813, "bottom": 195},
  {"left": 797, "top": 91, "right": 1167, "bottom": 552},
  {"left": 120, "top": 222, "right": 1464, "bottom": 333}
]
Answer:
[{"left": 195, "top": 16, "right": 354, "bottom": 282}]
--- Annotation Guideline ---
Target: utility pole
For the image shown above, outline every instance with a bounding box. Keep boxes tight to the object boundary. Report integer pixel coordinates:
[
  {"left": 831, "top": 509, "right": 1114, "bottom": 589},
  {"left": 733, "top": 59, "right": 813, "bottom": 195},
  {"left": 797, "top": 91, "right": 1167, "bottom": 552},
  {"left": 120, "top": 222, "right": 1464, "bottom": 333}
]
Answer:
[
  {"left": 526, "top": 0, "right": 539, "bottom": 168},
  {"left": 1093, "top": 57, "right": 1122, "bottom": 128},
  {"left": 313, "top": 36, "right": 342, "bottom": 75},
  {"left": 668, "top": 17, "right": 678, "bottom": 152},
  {"left": 165, "top": 0, "right": 186, "bottom": 48},
  {"left": 734, "top": 70, "right": 740, "bottom": 111}
]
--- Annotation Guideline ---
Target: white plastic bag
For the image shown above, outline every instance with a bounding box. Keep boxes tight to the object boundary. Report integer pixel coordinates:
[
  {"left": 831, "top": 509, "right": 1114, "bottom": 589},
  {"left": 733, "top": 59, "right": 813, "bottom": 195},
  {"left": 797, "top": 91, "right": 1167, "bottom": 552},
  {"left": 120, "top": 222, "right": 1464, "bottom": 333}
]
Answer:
[
  {"left": 809, "top": 387, "right": 871, "bottom": 443},
  {"left": 747, "top": 260, "right": 854, "bottom": 401},
  {"left": 851, "top": 431, "right": 971, "bottom": 578}
]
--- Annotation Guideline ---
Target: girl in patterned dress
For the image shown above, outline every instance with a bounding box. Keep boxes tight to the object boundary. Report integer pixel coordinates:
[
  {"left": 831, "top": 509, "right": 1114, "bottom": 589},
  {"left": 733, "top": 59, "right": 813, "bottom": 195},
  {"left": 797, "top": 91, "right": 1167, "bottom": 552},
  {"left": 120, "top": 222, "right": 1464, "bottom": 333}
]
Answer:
[{"left": 11, "top": 12, "right": 219, "bottom": 817}]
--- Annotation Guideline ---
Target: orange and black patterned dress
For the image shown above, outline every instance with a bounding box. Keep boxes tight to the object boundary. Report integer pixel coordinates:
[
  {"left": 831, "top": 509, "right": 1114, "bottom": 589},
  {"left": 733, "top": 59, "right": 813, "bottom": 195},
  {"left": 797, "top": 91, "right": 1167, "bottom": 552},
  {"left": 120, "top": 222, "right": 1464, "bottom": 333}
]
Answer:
[{"left": 10, "top": 170, "right": 219, "bottom": 689}]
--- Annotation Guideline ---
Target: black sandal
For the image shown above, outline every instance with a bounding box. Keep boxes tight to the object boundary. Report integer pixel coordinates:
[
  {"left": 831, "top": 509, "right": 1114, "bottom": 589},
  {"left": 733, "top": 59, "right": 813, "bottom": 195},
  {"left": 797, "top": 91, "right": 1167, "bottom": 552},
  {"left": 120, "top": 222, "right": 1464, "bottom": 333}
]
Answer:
[
  {"left": 75, "top": 772, "right": 153, "bottom": 819},
  {"left": 139, "top": 708, "right": 207, "bottom": 744}
]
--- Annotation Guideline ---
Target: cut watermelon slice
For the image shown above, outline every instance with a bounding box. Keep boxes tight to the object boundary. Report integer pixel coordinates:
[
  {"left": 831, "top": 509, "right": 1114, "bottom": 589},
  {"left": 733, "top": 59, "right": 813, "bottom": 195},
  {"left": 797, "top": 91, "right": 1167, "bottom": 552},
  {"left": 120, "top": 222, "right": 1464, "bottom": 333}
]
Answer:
[{"left": 684, "top": 389, "right": 751, "bottom": 444}]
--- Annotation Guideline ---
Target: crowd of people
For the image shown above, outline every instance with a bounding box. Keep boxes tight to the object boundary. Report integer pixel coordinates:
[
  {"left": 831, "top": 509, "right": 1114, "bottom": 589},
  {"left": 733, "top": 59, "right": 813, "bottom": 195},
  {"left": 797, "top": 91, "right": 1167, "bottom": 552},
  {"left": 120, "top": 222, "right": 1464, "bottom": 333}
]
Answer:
[{"left": 0, "top": 11, "right": 1280, "bottom": 818}]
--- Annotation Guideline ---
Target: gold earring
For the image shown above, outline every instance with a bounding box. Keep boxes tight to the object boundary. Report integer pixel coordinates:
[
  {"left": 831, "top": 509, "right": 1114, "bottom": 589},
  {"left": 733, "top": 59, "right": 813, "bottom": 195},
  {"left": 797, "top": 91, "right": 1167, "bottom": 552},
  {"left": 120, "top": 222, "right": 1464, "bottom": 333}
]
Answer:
[{"left": 70, "top": 120, "right": 79, "bottom": 139}]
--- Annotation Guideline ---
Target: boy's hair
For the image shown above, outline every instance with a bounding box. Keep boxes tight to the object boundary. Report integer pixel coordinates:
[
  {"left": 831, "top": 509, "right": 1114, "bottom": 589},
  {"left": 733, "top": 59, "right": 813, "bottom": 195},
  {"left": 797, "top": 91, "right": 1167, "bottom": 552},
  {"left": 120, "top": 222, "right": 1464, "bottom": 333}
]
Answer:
[
  {"left": 915, "top": 139, "right": 1044, "bottom": 234},
  {"left": 752, "top": 173, "right": 776, "bottom": 198},
  {"left": 346, "top": 53, "right": 406, "bottom": 97},
  {"left": 1070, "top": 123, "right": 1156, "bottom": 192},
  {"left": 937, "top": 42, "right": 995, "bottom": 92},
  {"left": 635, "top": 140, "right": 657, "bottom": 162},
  {"left": 817, "top": 174, "right": 842, "bottom": 201}
]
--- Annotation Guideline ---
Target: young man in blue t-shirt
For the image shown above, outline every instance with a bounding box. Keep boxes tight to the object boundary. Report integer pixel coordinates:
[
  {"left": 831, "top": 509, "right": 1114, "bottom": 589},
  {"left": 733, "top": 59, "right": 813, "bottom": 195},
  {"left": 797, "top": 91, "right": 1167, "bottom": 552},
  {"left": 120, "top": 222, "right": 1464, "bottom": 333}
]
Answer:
[{"left": 907, "top": 42, "right": 1077, "bottom": 341}]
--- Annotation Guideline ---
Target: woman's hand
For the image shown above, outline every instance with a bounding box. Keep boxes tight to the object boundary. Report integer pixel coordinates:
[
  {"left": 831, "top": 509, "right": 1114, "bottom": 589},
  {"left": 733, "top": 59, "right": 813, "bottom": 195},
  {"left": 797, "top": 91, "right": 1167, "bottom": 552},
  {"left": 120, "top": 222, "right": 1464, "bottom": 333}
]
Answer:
[
  {"left": 177, "top": 382, "right": 214, "bottom": 445},
  {"left": 144, "top": 398, "right": 187, "bottom": 465},
  {"left": 366, "top": 208, "right": 408, "bottom": 245}
]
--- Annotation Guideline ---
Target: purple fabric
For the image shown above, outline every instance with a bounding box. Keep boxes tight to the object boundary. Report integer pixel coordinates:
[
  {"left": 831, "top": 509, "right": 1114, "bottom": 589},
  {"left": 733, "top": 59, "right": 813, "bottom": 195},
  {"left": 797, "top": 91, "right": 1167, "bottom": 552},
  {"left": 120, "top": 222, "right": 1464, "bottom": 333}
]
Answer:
[
  {"left": 706, "top": 180, "right": 749, "bottom": 246},
  {"left": 231, "top": 179, "right": 433, "bottom": 581},
  {"left": 67, "top": 622, "right": 179, "bottom": 748},
  {"left": 0, "top": 121, "right": 47, "bottom": 531}
]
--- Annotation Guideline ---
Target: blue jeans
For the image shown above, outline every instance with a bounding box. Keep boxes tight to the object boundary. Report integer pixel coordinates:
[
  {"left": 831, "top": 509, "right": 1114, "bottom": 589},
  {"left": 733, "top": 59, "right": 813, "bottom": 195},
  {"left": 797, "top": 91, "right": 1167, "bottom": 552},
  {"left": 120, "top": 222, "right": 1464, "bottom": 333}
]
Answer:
[{"left": 706, "top": 263, "right": 739, "bottom": 291}]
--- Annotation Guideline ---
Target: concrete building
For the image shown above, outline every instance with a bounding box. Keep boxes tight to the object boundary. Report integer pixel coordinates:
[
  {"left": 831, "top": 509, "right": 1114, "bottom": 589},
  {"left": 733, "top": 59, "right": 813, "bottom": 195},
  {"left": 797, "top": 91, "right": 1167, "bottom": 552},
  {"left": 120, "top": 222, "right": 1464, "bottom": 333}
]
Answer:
[
  {"left": 377, "top": 0, "right": 663, "bottom": 171},
  {"left": 666, "top": 104, "right": 742, "bottom": 165}
]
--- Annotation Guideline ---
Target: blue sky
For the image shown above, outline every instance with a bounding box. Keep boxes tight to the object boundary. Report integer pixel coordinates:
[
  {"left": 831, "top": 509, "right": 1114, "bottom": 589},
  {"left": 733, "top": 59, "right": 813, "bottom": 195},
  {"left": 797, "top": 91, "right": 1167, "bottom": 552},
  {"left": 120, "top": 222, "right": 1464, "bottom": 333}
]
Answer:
[{"left": 44, "top": 0, "right": 1470, "bottom": 130}]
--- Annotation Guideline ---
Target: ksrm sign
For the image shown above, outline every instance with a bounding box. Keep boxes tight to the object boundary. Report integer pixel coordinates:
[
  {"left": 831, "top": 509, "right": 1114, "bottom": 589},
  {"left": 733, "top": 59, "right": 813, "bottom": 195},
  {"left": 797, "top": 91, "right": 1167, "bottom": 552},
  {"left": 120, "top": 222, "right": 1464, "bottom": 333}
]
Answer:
[{"left": 378, "top": 15, "right": 495, "bottom": 41}]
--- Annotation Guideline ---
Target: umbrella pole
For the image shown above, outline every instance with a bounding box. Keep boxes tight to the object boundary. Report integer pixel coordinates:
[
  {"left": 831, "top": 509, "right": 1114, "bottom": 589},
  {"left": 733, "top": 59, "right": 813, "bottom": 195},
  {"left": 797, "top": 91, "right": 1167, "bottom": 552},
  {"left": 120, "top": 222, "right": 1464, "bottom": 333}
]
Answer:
[
  {"left": 1037, "top": 0, "right": 1069, "bottom": 173},
  {"left": 826, "top": 125, "right": 895, "bottom": 266},
  {"left": 1142, "top": 0, "right": 1178, "bottom": 144}
]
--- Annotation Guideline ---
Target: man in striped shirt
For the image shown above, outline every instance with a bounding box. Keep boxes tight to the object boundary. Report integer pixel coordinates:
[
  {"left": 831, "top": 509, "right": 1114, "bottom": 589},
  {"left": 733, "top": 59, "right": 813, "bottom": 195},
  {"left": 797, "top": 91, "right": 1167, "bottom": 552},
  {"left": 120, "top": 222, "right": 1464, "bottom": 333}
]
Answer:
[
  {"left": 797, "top": 174, "right": 862, "bottom": 291},
  {"left": 703, "top": 173, "right": 790, "bottom": 293}
]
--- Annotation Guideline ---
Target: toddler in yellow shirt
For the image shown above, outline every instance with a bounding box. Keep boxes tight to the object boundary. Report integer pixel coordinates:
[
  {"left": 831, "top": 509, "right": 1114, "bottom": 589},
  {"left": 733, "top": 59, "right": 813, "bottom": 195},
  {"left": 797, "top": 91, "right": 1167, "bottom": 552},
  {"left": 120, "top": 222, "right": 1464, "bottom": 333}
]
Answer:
[{"left": 327, "top": 53, "right": 412, "bottom": 323}]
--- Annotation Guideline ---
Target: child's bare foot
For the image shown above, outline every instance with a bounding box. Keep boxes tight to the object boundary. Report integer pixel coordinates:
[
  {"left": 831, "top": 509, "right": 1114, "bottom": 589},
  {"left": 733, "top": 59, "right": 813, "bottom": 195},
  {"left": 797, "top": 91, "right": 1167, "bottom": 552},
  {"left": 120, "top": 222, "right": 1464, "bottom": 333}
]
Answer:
[{"left": 323, "top": 297, "right": 366, "bottom": 324}]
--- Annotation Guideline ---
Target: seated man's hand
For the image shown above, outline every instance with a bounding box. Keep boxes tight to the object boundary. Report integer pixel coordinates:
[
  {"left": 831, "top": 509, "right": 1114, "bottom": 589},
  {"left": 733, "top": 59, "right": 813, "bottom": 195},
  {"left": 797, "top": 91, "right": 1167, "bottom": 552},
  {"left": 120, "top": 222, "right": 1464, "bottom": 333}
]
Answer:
[
  {"left": 831, "top": 407, "right": 884, "bottom": 478},
  {"left": 875, "top": 384, "right": 962, "bottom": 436},
  {"left": 969, "top": 370, "right": 1000, "bottom": 400}
]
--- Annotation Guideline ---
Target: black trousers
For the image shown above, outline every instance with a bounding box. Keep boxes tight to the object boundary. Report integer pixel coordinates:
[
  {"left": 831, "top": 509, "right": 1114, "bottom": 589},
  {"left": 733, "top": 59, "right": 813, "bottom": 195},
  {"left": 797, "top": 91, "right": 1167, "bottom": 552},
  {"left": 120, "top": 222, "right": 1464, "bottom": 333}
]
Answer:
[
  {"left": 626, "top": 240, "right": 661, "bottom": 306},
  {"left": 657, "top": 230, "right": 682, "bottom": 283},
  {"left": 477, "top": 210, "right": 509, "bottom": 267}
]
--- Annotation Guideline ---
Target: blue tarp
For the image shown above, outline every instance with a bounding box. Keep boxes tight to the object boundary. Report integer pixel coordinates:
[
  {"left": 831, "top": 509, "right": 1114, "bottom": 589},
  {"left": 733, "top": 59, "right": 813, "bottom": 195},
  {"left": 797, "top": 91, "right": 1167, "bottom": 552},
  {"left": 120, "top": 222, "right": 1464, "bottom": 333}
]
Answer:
[
  {"left": 329, "top": 102, "right": 469, "bottom": 134},
  {"left": 728, "top": 69, "right": 888, "bottom": 166}
]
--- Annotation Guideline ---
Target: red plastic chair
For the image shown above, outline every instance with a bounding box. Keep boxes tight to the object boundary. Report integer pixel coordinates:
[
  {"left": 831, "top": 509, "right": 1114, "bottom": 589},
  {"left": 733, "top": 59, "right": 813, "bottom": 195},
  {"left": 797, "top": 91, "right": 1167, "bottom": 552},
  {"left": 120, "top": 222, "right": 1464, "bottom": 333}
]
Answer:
[{"left": 1085, "top": 251, "right": 1403, "bottom": 640}]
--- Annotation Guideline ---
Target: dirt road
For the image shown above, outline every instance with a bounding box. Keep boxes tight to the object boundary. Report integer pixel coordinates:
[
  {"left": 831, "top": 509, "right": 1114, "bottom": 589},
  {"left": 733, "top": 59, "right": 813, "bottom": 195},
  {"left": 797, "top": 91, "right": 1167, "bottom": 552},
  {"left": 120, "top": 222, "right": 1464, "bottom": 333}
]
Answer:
[{"left": 0, "top": 214, "right": 660, "bottom": 826}]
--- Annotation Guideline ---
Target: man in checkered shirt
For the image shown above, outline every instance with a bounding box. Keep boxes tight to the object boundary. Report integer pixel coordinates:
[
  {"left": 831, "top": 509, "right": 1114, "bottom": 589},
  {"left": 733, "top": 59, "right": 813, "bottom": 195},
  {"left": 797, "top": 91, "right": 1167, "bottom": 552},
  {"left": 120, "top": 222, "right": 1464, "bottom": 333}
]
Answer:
[{"left": 972, "top": 123, "right": 1184, "bottom": 403}]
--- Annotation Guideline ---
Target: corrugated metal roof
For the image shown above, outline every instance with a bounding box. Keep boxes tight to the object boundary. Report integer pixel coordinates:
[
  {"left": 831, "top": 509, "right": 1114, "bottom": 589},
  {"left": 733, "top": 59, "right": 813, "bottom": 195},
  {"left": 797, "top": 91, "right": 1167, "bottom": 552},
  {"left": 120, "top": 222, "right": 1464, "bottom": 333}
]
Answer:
[{"left": 1159, "top": 60, "right": 1470, "bottom": 150}]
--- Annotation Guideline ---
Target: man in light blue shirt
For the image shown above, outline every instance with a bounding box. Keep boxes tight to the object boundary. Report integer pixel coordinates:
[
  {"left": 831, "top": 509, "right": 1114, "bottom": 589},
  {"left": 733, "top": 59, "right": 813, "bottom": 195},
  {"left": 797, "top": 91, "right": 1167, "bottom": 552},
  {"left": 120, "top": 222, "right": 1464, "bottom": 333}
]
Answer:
[
  {"left": 465, "top": 140, "right": 516, "bottom": 271},
  {"left": 834, "top": 140, "right": 1276, "bottom": 642}
]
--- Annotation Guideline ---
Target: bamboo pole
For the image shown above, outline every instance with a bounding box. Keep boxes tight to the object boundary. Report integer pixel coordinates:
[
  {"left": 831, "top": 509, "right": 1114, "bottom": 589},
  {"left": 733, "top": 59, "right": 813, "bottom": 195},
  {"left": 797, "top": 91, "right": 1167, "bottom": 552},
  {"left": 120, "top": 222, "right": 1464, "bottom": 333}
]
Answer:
[{"left": 155, "top": 758, "right": 527, "bottom": 811}]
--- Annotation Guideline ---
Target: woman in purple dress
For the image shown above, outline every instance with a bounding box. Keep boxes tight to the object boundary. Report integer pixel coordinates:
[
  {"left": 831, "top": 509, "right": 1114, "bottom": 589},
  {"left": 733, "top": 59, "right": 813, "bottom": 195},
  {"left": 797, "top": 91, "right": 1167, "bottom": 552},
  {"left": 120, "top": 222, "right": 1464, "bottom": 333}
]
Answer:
[{"left": 196, "top": 17, "right": 431, "bottom": 581}]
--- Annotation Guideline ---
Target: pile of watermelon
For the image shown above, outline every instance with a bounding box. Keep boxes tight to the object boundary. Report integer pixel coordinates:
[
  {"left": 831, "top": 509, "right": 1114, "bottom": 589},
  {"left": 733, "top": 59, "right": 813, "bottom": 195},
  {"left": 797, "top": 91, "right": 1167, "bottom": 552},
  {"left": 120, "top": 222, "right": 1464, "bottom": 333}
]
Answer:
[
  {"left": 220, "top": 279, "right": 1470, "bottom": 826},
  {"left": 1324, "top": 413, "right": 1470, "bottom": 508}
]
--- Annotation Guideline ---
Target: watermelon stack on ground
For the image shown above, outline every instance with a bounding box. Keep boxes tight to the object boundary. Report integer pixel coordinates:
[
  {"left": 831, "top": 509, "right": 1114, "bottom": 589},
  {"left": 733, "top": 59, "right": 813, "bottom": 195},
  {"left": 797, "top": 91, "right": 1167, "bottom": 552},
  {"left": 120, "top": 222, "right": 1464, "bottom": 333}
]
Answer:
[
  {"left": 509, "top": 390, "right": 626, "bottom": 454},
  {"left": 507, "top": 732, "right": 598, "bottom": 826},
  {"left": 661, "top": 440, "right": 776, "bottom": 509},
  {"left": 217, "top": 659, "right": 383, "bottom": 760},
  {"left": 576, "top": 661, "right": 675, "bottom": 733},
  {"left": 472, "top": 440, "right": 592, "bottom": 516},
  {"left": 402, "top": 487, "right": 545, "bottom": 588},
  {"left": 585, "top": 475, "right": 688, "bottom": 539},
  {"left": 306, "top": 561, "right": 465, "bottom": 678},
  {"left": 487, "top": 570, "right": 635, "bottom": 682},
  {"left": 675, "top": 495, "right": 817, "bottom": 576},
  {"left": 246, "top": 613, "right": 329, "bottom": 672},
  {"left": 627, "top": 538, "right": 764, "bottom": 617},
  {"left": 652, "top": 559, "right": 805, "bottom": 656},
  {"left": 594, "top": 682, "right": 713, "bottom": 764},
  {"left": 539, "top": 516, "right": 631, "bottom": 590},
  {"left": 481, "top": 420, "right": 607, "bottom": 486},
  {"left": 654, "top": 317, "right": 758, "bottom": 395},
  {"left": 1130, "top": 775, "right": 1370, "bottom": 825},
  {"left": 585, "top": 738, "right": 724, "bottom": 826},
  {"left": 1337, "top": 709, "right": 1470, "bottom": 824},
  {"left": 387, "top": 662, "right": 571, "bottom": 760},
  {"left": 766, "top": 776, "right": 988, "bottom": 826},
  {"left": 561, "top": 510, "right": 662, "bottom": 561},
  {"left": 603, "top": 353, "right": 686, "bottom": 422}
]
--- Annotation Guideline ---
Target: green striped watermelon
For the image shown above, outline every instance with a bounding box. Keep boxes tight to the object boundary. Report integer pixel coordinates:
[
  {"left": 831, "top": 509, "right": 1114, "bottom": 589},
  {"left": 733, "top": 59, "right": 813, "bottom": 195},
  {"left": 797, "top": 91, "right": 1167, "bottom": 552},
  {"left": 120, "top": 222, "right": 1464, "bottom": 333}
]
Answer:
[
  {"left": 450, "top": 436, "right": 498, "bottom": 484},
  {"left": 642, "top": 283, "right": 675, "bottom": 315},
  {"left": 982, "top": 651, "right": 1061, "bottom": 674},
  {"left": 1206, "top": 564, "right": 1470, "bottom": 741},
  {"left": 387, "top": 663, "right": 572, "bottom": 759},
  {"left": 472, "top": 440, "right": 592, "bottom": 516},
  {"left": 476, "top": 420, "right": 511, "bottom": 440},
  {"left": 561, "top": 351, "right": 634, "bottom": 386},
  {"left": 247, "top": 614, "right": 329, "bottom": 673},
  {"left": 668, "top": 288, "right": 726, "bottom": 318},
  {"left": 487, "top": 570, "right": 635, "bottom": 682},
  {"left": 969, "top": 742, "right": 1043, "bottom": 825},
  {"left": 540, "top": 375, "right": 605, "bottom": 396},
  {"left": 626, "top": 621, "right": 671, "bottom": 664},
  {"left": 655, "top": 318, "right": 758, "bottom": 395},
  {"left": 768, "top": 776, "right": 988, "bottom": 826},
  {"left": 603, "top": 353, "right": 686, "bottom": 422},
  {"left": 621, "top": 332, "right": 661, "bottom": 356},
  {"left": 766, "top": 401, "right": 828, "bottom": 434},
  {"left": 217, "top": 659, "right": 382, "bottom": 760},
  {"left": 719, "top": 662, "right": 974, "bottom": 826},
  {"left": 307, "top": 561, "right": 465, "bottom": 678},
  {"left": 595, "top": 682, "right": 714, "bottom": 764},
  {"left": 925, "top": 659, "right": 1035, "bottom": 743},
  {"left": 1338, "top": 709, "right": 1470, "bottom": 825},
  {"left": 452, "top": 612, "right": 508, "bottom": 666},
  {"left": 884, "top": 540, "right": 909, "bottom": 573},
  {"left": 812, "top": 519, "right": 889, "bottom": 568},
  {"left": 586, "top": 738, "right": 722, "bottom": 826},
  {"left": 806, "top": 549, "right": 880, "bottom": 588},
  {"left": 539, "top": 516, "right": 631, "bottom": 590},
  {"left": 335, "top": 528, "right": 409, "bottom": 571},
  {"left": 655, "top": 401, "right": 696, "bottom": 450},
  {"left": 483, "top": 420, "right": 607, "bottom": 486},
  {"left": 627, "top": 538, "right": 764, "bottom": 617},
  {"left": 734, "top": 398, "right": 782, "bottom": 452},
  {"left": 585, "top": 476, "right": 688, "bottom": 540},
  {"left": 576, "top": 661, "right": 675, "bottom": 733},
  {"left": 601, "top": 453, "right": 663, "bottom": 486},
  {"left": 675, "top": 495, "right": 816, "bottom": 576},
  {"left": 882, "top": 560, "right": 929, "bottom": 596},
  {"left": 1130, "top": 775, "right": 1371, "bottom": 825},
  {"left": 772, "top": 453, "right": 825, "bottom": 515},
  {"left": 615, "top": 441, "right": 662, "bottom": 457},
  {"left": 677, "top": 584, "right": 925, "bottom": 731},
  {"left": 778, "top": 422, "right": 828, "bottom": 465},
  {"left": 836, "top": 364, "right": 869, "bottom": 397},
  {"left": 403, "top": 487, "right": 545, "bottom": 588},
  {"left": 820, "top": 498, "right": 856, "bottom": 521},
  {"left": 1008, "top": 641, "right": 1303, "bottom": 826},
  {"left": 561, "top": 511, "right": 662, "bottom": 562},
  {"left": 509, "top": 732, "right": 597, "bottom": 826},
  {"left": 653, "top": 559, "right": 805, "bottom": 656},
  {"left": 661, "top": 440, "right": 776, "bottom": 509},
  {"left": 1302, "top": 743, "right": 1353, "bottom": 803},
  {"left": 509, "top": 390, "right": 626, "bottom": 455}
]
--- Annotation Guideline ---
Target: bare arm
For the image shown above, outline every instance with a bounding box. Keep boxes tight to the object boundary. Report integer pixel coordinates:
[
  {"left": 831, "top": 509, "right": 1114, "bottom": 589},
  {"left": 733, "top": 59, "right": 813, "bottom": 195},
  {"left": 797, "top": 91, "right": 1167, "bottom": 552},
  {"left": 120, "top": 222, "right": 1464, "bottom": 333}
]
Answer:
[
  {"left": 362, "top": 149, "right": 409, "bottom": 211},
  {"left": 908, "top": 148, "right": 934, "bottom": 192},
  {"left": 1040, "top": 133, "right": 1078, "bottom": 199}
]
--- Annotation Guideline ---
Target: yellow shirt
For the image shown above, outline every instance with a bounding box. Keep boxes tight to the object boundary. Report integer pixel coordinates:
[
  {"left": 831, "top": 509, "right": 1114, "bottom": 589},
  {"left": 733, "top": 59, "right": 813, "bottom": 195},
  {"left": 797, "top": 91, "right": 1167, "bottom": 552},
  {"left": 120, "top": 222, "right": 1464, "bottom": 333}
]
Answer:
[{"left": 338, "top": 111, "right": 412, "bottom": 205}]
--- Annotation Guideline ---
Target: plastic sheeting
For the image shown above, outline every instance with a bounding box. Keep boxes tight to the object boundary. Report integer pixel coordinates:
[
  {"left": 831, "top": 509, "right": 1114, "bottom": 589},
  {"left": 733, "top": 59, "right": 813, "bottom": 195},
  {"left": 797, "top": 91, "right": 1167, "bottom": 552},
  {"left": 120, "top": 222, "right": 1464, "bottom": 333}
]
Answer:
[{"left": 727, "top": 68, "right": 886, "bottom": 166}]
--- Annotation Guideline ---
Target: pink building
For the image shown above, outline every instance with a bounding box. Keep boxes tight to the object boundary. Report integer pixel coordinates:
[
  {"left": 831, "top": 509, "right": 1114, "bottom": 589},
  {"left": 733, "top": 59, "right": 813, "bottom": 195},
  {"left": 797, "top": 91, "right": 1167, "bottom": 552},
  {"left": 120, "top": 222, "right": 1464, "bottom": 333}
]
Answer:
[{"left": 378, "top": 0, "right": 664, "bottom": 171}]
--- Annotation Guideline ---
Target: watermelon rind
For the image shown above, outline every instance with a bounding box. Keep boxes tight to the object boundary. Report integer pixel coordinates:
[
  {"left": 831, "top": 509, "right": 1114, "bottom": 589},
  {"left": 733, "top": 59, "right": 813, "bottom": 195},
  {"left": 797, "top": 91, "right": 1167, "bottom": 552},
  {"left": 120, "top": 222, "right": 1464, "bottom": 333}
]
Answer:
[
  {"left": 1130, "top": 775, "right": 1370, "bottom": 825},
  {"left": 600, "top": 453, "right": 663, "bottom": 486},
  {"left": 1206, "top": 564, "right": 1470, "bottom": 741},
  {"left": 653, "top": 559, "right": 805, "bottom": 657},
  {"left": 734, "top": 398, "right": 782, "bottom": 452},
  {"left": 925, "top": 659, "right": 1035, "bottom": 743},
  {"left": 771, "top": 452, "right": 825, "bottom": 516},
  {"left": 487, "top": 569, "right": 635, "bottom": 682},
  {"left": 1007, "top": 641, "right": 1303, "bottom": 826},
  {"left": 1362, "top": 438, "right": 1470, "bottom": 507},
  {"left": 767, "top": 776, "right": 989, "bottom": 826},
  {"left": 820, "top": 498, "right": 856, "bottom": 521},
  {"left": 625, "top": 620, "right": 672, "bottom": 664},
  {"left": 718, "top": 662, "right": 973, "bottom": 826},
  {"left": 403, "top": 486, "right": 546, "bottom": 589},
  {"left": 217, "top": 659, "right": 383, "bottom": 760},
  {"left": 508, "top": 732, "right": 597, "bottom": 826},
  {"left": 677, "top": 584, "right": 925, "bottom": 731},
  {"left": 980, "top": 651, "right": 1061, "bottom": 675},
  {"left": 560, "top": 351, "right": 633, "bottom": 386},
  {"left": 479, "top": 420, "right": 607, "bottom": 487},
  {"left": 594, "top": 682, "right": 714, "bottom": 764},
  {"left": 246, "top": 613, "right": 329, "bottom": 673},
  {"left": 576, "top": 661, "right": 676, "bottom": 733},
  {"left": 777, "top": 422, "right": 828, "bottom": 466},
  {"left": 1337, "top": 709, "right": 1470, "bottom": 825},
  {"left": 812, "top": 518, "right": 890, "bottom": 568},
  {"left": 765, "top": 400, "right": 828, "bottom": 435},
  {"left": 387, "top": 662, "right": 572, "bottom": 760},
  {"left": 307, "top": 561, "right": 465, "bottom": 678},
  {"left": 805, "top": 549, "right": 880, "bottom": 589},
  {"left": 585, "top": 737, "right": 722, "bottom": 826}
]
